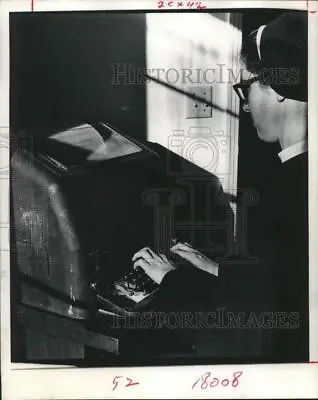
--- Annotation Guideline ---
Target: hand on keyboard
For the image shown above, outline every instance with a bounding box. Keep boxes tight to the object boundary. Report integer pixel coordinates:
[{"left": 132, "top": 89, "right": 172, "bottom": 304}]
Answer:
[
  {"left": 131, "top": 247, "right": 176, "bottom": 284},
  {"left": 170, "top": 242, "right": 219, "bottom": 277}
]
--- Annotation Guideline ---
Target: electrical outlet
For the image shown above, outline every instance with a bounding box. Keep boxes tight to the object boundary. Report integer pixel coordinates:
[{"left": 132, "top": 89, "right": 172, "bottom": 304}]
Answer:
[{"left": 186, "top": 86, "right": 213, "bottom": 119}]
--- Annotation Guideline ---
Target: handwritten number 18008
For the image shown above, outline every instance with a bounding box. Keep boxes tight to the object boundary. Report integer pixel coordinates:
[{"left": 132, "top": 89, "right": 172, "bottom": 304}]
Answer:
[{"left": 192, "top": 371, "right": 243, "bottom": 390}]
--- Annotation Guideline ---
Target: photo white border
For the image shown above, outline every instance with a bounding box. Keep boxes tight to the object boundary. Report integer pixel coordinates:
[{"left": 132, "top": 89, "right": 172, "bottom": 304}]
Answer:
[{"left": 1, "top": 1, "right": 317, "bottom": 398}]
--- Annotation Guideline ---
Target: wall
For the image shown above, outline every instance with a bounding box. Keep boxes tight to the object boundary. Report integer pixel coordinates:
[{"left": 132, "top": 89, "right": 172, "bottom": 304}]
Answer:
[
  {"left": 10, "top": 12, "right": 147, "bottom": 142},
  {"left": 146, "top": 12, "right": 242, "bottom": 196}
]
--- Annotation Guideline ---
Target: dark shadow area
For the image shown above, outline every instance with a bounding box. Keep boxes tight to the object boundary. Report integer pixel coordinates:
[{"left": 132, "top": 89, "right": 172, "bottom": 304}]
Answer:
[{"left": 9, "top": 12, "right": 147, "bottom": 143}]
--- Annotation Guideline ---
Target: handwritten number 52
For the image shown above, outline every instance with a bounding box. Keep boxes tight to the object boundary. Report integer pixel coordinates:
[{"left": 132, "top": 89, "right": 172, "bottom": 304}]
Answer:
[{"left": 112, "top": 376, "right": 140, "bottom": 391}]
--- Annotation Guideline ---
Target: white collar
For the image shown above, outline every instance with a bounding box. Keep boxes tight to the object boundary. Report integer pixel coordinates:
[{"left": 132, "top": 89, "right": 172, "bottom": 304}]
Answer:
[{"left": 278, "top": 140, "right": 308, "bottom": 163}]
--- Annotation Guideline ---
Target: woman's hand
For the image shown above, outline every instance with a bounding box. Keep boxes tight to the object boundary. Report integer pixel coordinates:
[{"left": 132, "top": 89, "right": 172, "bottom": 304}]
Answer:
[
  {"left": 131, "top": 247, "right": 176, "bottom": 284},
  {"left": 170, "top": 242, "right": 219, "bottom": 277}
]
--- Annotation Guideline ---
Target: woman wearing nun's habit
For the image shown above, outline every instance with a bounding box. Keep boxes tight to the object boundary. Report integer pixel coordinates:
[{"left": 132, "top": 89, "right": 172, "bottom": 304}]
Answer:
[{"left": 132, "top": 12, "right": 308, "bottom": 363}]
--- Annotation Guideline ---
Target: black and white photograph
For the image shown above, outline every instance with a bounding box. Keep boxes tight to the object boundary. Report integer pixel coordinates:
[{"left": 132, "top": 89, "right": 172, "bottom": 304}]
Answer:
[{"left": 3, "top": 0, "right": 316, "bottom": 386}]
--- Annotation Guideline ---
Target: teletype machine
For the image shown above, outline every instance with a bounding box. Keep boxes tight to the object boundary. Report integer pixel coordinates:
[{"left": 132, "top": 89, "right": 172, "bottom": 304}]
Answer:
[{"left": 11, "top": 122, "right": 230, "bottom": 362}]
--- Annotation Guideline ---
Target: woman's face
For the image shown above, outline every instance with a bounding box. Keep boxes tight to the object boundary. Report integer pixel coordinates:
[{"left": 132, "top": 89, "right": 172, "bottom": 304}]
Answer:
[{"left": 241, "top": 67, "right": 282, "bottom": 143}]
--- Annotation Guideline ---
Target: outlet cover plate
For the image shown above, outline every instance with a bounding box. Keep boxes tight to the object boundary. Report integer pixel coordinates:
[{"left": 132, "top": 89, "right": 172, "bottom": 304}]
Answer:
[{"left": 186, "top": 86, "right": 213, "bottom": 119}]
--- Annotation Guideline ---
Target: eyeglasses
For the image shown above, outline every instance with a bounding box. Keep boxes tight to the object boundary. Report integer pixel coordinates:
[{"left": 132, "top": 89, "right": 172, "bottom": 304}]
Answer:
[{"left": 233, "top": 76, "right": 259, "bottom": 104}]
